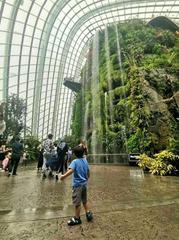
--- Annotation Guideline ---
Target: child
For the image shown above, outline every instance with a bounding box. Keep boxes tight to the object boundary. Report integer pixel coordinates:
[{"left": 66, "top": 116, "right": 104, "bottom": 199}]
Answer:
[
  {"left": 67, "top": 147, "right": 73, "bottom": 163},
  {"left": 2, "top": 152, "right": 11, "bottom": 171},
  {"left": 21, "top": 152, "right": 28, "bottom": 167},
  {"left": 60, "top": 145, "right": 93, "bottom": 226}
]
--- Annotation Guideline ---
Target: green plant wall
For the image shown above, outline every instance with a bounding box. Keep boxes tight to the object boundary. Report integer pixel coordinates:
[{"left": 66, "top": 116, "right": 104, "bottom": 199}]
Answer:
[
  {"left": 71, "top": 92, "right": 83, "bottom": 141},
  {"left": 72, "top": 20, "right": 179, "bottom": 155}
]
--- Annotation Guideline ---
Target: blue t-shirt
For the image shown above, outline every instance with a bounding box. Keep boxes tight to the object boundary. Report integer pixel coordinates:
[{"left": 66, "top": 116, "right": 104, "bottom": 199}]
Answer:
[{"left": 69, "top": 158, "right": 89, "bottom": 187}]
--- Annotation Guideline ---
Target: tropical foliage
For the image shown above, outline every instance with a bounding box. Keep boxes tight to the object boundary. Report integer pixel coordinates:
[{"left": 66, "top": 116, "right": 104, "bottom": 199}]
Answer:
[
  {"left": 72, "top": 20, "right": 179, "bottom": 155},
  {"left": 138, "top": 150, "right": 179, "bottom": 175},
  {"left": 24, "top": 135, "right": 40, "bottom": 161},
  {"left": 71, "top": 92, "right": 83, "bottom": 141},
  {"left": 3, "top": 94, "right": 26, "bottom": 141}
]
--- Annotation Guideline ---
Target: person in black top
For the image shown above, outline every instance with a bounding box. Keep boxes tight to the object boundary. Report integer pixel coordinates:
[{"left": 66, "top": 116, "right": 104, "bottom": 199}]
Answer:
[
  {"left": 0, "top": 143, "right": 5, "bottom": 168},
  {"left": 57, "top": 139, "right": 68, "bottom": 174},
  {"left": 37, "top": 147, "right": 44, "bottom": 172},
  {"left": 8, "top": 136, "right": 23, "bottom": 176}
]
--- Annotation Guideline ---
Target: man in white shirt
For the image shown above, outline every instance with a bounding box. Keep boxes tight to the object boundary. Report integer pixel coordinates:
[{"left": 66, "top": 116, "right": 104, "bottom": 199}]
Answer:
[{"left": 42, "top": 133, "right": 53, "bottom": 178}]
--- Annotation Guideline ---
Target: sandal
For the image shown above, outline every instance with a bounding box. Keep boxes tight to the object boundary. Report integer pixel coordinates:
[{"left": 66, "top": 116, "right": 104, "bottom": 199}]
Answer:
[
  {"left": 86, "top": 211, "right": 93, "bottom": 222},
  {"left": 67, "top": 217, "right": 82, "bottom": 226}
]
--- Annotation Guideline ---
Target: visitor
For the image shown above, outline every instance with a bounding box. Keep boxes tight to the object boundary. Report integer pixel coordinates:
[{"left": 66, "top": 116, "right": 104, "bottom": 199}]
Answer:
[
  {"left": 8, "top": 136, "right": 23, "bottom": 176},
  {"left": 46, "top": 142, "right": 59, "bottom": 178},
  {"left": 0, "top": 143, "right": 5, "bottom": 169},
  {"left": 21, "top": 152, "right": 28, "bottom": 167},
  {"left": 67, "top": 147, "right": 73, "bottom": 163},
  {"left": 37, "top": 147, "right": 44, "bottom": 172},
  {"left": 79, "top": 139, "right": 88, "bottom": 156},
  {"left": 42, "top": 133, "right": 53, "bottom": 178},
  {"left": 57, "top": 138, "right": 68, "bottom": 174},
  {"left": 60, "top": 145, "right": 93, "bottom": 226},
  {"left": 2, "top": 152, "right": 11, "bottom": 171}
]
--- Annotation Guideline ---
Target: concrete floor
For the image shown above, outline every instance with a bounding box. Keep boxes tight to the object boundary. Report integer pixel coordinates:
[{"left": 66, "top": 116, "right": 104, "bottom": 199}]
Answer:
[{"left": 0, "top": 165, "right": 179, "bottom": 239}]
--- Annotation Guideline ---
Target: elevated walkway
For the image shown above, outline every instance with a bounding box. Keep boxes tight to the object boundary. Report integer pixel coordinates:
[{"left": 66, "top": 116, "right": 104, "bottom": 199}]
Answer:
[{"left": 148, "top": 16, "right": 179, "bottom": 33}]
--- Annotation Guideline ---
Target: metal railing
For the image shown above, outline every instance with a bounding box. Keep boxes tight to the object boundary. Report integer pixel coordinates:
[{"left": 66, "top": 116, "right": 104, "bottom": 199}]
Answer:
[{"left": 86, "top": 153, "right": 129, "bottom": 164}]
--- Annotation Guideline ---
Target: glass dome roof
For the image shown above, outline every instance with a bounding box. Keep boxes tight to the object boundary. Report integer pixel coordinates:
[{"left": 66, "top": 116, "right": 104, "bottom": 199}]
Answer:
[{"left": 0, "top": 0, "right": 178, "bottom": 139}]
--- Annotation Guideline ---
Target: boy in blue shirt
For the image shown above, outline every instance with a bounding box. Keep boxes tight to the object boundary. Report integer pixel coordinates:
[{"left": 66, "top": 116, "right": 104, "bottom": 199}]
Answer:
[{"left": 60, "top": 145, "right": 93, "bottom": 226}]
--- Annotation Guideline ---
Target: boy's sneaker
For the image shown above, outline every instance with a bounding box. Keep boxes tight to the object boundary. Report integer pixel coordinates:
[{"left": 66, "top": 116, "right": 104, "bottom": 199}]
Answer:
[
  {"left": 55, "top": 174, "right": 59, "bottom": 181},
  {"left": 86, "top": 211, "right": 93, "bottom": 222},
  {"left": 67, "top": 217, "right": 82, "bottom": 226}
]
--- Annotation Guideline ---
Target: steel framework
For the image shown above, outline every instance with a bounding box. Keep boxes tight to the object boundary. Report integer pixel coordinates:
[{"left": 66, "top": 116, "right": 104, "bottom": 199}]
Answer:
[{"left": 0, "top": 0, "right": 178, "bottom": 139}]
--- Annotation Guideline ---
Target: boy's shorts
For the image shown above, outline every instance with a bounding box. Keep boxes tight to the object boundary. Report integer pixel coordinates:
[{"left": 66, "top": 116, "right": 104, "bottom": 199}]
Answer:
[{"left": 72, "top": 185, "right": 87, "bottom": 207}]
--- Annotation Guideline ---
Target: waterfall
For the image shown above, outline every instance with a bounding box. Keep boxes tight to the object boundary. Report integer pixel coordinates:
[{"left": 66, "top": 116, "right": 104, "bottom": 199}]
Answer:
[
  {"left": 115, "top": 25, "right": 126, "bottom": 98},
  {"left": 104, "top": 91, "right": 109, "bottom": 162},
  {"left": 82, "top": 57, "right": 90, "bottom": 142},
  {"left": 115, "top": 24, "right": 129, "bottom": 153},
  {"left": 105, "top": 25, "right": 114, "bottom": 125},
  {"left": 83, "top": 101, "right": 90, "bottom": 141},
  {"left": 104, "top": 91, "right": 108, "bottom": 135},
  {"left": 91, "top": 31, "right": 102, "bottom": 159}
]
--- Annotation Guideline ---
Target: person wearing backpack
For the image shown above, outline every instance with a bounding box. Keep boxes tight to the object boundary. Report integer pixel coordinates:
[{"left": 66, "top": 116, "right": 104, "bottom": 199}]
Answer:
[{"left": 57, "top": 138, "right": 68, "bottom": 174}]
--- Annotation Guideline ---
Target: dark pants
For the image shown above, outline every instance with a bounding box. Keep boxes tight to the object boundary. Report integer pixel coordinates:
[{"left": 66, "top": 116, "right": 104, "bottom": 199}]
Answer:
[
  {"left": 37, "top": 157, "right": 43, "bottom": 170},
  {"left": 9, "top": 154, "right": 20, "bottom": 175},
  {"left": 58, "top": 157, "right": 68, "bottom": 174}
]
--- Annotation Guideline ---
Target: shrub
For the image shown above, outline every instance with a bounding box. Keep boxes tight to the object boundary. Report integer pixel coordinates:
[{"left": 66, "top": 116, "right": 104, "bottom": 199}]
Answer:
[
  {"left": 154, "top": 150, "right": 177, "bottom": 163},
  {"left": 138, "top": 150, "right": 179, "bottom": 176},
  {"left": 149, "top": 160, "right": 174, "bottom": 176},
  {"left": 137, "top": 153, "right": 153, "bottom": 171},
  {"left": 24, "top": 135, "right": 40, "bottom": 161}
]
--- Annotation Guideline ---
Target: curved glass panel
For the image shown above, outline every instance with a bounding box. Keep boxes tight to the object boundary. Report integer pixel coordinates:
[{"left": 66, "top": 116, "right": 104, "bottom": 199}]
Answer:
[{"left": 0, "top": 0, "right": 178, "bottom": 139}]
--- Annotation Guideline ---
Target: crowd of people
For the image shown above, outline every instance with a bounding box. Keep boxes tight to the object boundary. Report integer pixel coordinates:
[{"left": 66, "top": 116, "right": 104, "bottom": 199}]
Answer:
[
  {"left": 0, "top": 134, "right": 72, "bottom": 177},
  {"left": 0, "top": 134, "right": 93, "bottom": 226},
  {"left": 38, "top": 134, "right": 70, "bottom": 180}
]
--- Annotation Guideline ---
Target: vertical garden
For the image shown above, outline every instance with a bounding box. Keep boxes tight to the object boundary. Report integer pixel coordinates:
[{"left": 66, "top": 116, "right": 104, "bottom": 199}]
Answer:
[{"left": 71, "top": 20, "right": 179, "bottom": 158}]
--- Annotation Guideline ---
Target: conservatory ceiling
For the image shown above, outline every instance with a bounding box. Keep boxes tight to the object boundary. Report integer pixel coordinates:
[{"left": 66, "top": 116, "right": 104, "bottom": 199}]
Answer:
[{"left": 0, "top": 0, "right": 179, "bottom": 139}]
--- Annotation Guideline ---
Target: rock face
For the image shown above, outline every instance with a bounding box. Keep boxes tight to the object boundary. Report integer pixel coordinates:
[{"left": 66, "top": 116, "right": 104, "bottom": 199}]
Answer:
[
  {"left": 143, "top": 69, "right": 179, "bottom": 151},
  {"left": 143, "top": 82, "right": 171, "bottom": 150},
  {"left": 172, "top": 91, "right": 179, "bottom": 108},
  {"left": 73, "top": 20, "right": 179, "bottom": 155}
]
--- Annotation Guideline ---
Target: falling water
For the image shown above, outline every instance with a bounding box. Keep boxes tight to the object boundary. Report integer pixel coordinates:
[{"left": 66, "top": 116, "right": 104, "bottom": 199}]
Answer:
[
  {"left": 105, "top": 25, "right": 114, "bottom": 125},
  {"left": 82, "top": 57, "right": 90, "bottom": 142},
  {"left": 83, "top": 101, "right": 90, "bottom": 141},
  {"left": 91, "top": 31, "right": 102, "bottom": 159},
  {"left": 115, "top": 24, "right": 129, "bottom": 153},
  {"left": 104, "top": 91, "right": 109, "bottom": 162},
  {"left": 104, "top": 91, "right": 108, "bottom": 135},
  {"left": 115, "top": 25, "right": 126, "bottom": 97}
]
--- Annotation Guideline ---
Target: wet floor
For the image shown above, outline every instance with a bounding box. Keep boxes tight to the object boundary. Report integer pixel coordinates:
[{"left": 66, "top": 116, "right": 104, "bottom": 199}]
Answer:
[{"left": 1, "top": 165, "right": 179, "bottom": 239}]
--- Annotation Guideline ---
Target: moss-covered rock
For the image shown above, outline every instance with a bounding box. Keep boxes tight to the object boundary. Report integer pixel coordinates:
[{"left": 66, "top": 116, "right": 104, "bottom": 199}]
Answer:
[{"left": 72, "top": 20, "right": 179, "bottom": 155}]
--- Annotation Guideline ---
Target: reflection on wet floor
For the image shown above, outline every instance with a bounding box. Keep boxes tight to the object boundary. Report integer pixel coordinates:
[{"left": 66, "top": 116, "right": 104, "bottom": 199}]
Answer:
[
  {"left": 1, "top": 165, "right": 179, "bottom": 221},
  {"left": 129, "top": 169, "right": 144, "bottom": 179},
  {"left": 1, "top": 164, "right": 179, "bottom": 239}
]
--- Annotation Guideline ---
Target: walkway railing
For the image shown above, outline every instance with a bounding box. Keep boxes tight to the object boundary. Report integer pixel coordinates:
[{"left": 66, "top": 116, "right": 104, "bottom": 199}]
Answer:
[{"left": 86, "top": 153, "right": 129, "bottom": 164}]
